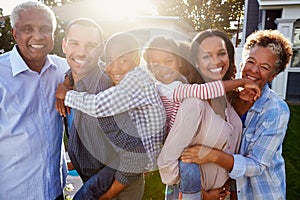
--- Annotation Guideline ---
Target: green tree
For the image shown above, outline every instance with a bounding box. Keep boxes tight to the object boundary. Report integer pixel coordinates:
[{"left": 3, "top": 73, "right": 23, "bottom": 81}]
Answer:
[
  {"left": 0, "top": 1, "right": 75, "bottom": 55},
  {"left": 0, "top": 17, "right": 15, "bottom": 53},
  {"left": 154, "top": 0, "right": 244, "bottom": 33}
]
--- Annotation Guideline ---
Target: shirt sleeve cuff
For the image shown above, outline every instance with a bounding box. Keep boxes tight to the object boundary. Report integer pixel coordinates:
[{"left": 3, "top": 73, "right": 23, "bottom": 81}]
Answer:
[
  {"left": 64, "top": 90, "right": 74, "bottom": 107},
  {"left": 115, "top": 171, "right": 142, "bottom": 185},
  {"left": 229, "top": 154, "right": 246, "bottom": 179}
]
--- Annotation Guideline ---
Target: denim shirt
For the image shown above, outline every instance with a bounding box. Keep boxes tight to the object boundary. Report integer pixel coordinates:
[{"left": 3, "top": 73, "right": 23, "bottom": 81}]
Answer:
[{"left": 229, "top": 84, "right": 290, "bottom": 200}]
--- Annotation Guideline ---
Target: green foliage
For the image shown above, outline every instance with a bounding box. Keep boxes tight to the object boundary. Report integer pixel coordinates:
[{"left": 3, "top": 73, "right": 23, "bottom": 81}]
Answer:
[
  {"left": 51, "top": 19, "right": 66, "bottom": 57},
  {"left": 42, "top": 0, "right": 76, "bottom": 7},
  {"left": 154, "top": 0, "right": 244, "bottom": 33},
  {"left": 143, "top": 171, "right": 165, "bottom": 200},
  {"left": 0, "top": 17, "right": 15, "bottom": 53},
  {"left": 283, "top": 103, "right": 300, "bottom": 199}
]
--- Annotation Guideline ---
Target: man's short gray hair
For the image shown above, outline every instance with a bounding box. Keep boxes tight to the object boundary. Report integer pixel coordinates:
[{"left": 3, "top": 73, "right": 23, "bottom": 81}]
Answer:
[{"left": 10, "top": 1, "right": 57, "bottom": 32}]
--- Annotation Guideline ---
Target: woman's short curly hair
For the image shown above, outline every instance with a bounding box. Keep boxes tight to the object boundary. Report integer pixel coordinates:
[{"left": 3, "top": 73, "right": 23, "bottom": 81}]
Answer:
[{"left": 243, "top": 30, "right": 293, "bottom": 74}]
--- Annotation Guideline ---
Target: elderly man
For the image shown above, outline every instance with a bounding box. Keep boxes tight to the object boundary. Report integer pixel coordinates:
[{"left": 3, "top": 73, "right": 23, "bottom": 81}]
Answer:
[{"left": 0, "top": 2, "right": 68, "bottom": 199}]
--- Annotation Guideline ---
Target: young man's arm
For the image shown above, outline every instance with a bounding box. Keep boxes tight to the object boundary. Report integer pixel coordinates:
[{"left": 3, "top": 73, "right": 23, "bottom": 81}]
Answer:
[
  {"left": 99, "top": 180, "right": 126, "bottom": 200},
  {"left": 62, "top": 70, "right": 147, "bottom": 118}
]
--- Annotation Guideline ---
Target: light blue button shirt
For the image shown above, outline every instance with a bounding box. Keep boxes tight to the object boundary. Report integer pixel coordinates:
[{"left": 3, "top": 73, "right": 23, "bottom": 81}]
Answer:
[
  {"left": 229, "top": 85, "right": 289, "bottom": 200},
  {"left": 0, "top": 46, "right": 69, "bottom": 199}
]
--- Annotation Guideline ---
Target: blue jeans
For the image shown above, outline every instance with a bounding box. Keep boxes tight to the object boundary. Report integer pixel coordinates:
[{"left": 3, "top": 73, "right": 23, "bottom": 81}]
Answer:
[
  {"left": 73, "top": 166, "right": 116, "bottom": 200},
  {"left": 179, "top": 161, "right": 201, "bottom": 199},
  {"left": 165, "top": 184, "right": 179, "bottom": 200}
]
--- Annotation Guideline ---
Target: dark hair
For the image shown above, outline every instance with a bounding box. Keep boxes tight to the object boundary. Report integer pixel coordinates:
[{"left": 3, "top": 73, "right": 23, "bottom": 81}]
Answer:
[
  {"left": 143, "top": 36, "right": 202, "bottom": 84},
  {"left": 104, "top": 32, "right": 140, "bottom": 64},
  {"left": 190, "top": 29, "right": 236, "bottom": 83},
  {"left": 65, "top": 18, "right": 104, "bottom": 43}
]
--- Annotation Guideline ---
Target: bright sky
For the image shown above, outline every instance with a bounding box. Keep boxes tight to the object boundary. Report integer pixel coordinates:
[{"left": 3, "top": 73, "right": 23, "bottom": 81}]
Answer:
[
  {"left": 1, "top": 0, "right": 156, "bottom": 17},
  {"left": 1, "top": 0, "right": 38, "bottom": 15}
]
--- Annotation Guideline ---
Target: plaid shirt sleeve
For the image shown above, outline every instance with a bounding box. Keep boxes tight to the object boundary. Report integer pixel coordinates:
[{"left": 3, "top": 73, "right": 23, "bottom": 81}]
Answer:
[
  {"left": 65, "top": 67, "right": 166, "bottom": 171},
  {"left": 65, "top": 70, "right": 150, "bottom": 118},
  {"left": 173, "top": 80, "right": 225, "bottom": 102},
  {"left": 115, "top": 171, "right": 142, "bottom": 185}
]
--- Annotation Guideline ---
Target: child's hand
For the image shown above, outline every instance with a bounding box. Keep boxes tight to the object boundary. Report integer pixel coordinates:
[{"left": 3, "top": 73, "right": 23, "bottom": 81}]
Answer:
[
  {"left": 55, "top": 99, "right": 70, "bottom": 117},
  {"left": 55, "top": 83, "right": 71, "bottom": 117},
  {"left": 239, "top": 79, "right": 261, "bottom": 102},
  {"left": 56, "top": 83, "right": 69, "bottom": 100},
  {"left": 243, "top": 79, "right": 261, "bottom": 101}
]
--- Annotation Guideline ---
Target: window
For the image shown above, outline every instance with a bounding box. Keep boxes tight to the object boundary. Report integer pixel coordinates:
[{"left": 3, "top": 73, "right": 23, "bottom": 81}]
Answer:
[{"left": 291, "top": 20, "right": 300, "bottom": 68}]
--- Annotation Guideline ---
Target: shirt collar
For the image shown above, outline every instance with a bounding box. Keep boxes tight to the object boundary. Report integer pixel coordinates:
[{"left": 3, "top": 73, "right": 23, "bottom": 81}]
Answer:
[{"left": 10, "top": 45, "right": 57, "bottom": 77}]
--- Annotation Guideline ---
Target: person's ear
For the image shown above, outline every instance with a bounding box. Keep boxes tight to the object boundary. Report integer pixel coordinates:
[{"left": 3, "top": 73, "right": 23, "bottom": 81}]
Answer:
[
  {"left": 11, "top": 28, "right": 17, "bottom": 40},
  {"left": 62, "top": 38, "right": 67, "bottom": 54},
  {"left": 268, "top": 72, "right": 278, "bottom": 82},
  {"left": 98, "top": 43, "right": 105, "bottom": 58},
  {"left": 133, "top": 51, "right": 140, "bottom": 65},
  {"left": 135, "top": 55, "right": 140, "bottom": 65}
]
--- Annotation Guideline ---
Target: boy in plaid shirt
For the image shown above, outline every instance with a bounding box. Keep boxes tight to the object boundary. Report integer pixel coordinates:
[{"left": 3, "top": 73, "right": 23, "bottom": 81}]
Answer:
[{"left": 56, "top": 32, "right": 166, "bottom": 200}]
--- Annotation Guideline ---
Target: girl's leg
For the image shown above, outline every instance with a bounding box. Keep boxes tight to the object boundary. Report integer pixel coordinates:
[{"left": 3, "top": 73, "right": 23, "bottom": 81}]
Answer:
[{"left": 179, "top": 161, "right": 202, "bottom": 200}]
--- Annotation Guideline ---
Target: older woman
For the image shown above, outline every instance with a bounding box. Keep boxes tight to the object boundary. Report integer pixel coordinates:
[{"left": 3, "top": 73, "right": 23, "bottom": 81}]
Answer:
[{"left": 181, "top": 29, "right": 293, "bottom": 200}]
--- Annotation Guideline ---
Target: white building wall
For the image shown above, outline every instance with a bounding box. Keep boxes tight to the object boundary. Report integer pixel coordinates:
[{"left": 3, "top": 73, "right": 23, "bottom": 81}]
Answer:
[{"left": 273, "top": 18, "right": 296, "bottom": 99}]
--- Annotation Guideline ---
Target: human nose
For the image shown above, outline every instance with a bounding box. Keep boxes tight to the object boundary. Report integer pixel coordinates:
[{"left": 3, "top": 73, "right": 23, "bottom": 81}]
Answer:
[
  {"left": 31, "top": 29, "right": 45, "bottom": 40},
  {"left": 211, "top": 54, "right": 220, "bottom": 65},
  {"left": 106, "top": 62, "right": 118, "bottom": 72},
  {"left": 77, "top": 45, "right": 89, "bottom": 57},
  {"left": 249, "top": 63, "right": 260, "bottom": 73}
]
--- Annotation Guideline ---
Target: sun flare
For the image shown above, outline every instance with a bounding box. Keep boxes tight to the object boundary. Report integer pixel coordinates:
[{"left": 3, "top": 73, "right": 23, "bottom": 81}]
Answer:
[{"left": 94, "top": 0, "right": 156, "bottom": 20}]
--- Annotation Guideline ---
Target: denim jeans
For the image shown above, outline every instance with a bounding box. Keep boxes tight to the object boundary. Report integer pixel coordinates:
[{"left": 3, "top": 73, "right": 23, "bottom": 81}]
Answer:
[
  {"left": 179, "top": 161, "right": 201, "bottom": 200},
  {"left": 165, "top": 184, "right": 180, "bottom": 200},
  {"left": 73, "top": 166, "right": 116, "bottom": 200}
]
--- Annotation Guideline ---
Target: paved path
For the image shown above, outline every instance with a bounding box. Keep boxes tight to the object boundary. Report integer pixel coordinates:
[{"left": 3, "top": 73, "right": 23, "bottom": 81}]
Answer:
[
  {"left": 64, "top": 173, "right": 83, "bottom": 199},
  {"left": 64, "top": 152, "right": 82, "bottom": 199}
]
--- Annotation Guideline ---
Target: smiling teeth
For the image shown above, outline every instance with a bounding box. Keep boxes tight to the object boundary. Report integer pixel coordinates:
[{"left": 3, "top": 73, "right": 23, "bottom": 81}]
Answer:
[
  {"left": 74, "top": 59, "right": 84, "bottom": 64},
  {"left": 30, "top": 44, "right": 44, "bottom": 49},
  {"left": 247, "top": 75, "right": 258, "bottom": 81},
  {"left": 210, "top": 67, "right": 222, "bottom": 73}
]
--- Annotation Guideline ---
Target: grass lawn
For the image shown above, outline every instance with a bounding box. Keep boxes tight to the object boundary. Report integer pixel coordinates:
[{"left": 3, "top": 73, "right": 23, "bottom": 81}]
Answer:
[
  {"left": 143, "top": 103, "right": 300, "bottom": 200},
  {"left": 283, "top": 103, "right": 300, "bottom": 199},
  {"left": 143, "top": 171, "right": 165, "bottom": 200}
]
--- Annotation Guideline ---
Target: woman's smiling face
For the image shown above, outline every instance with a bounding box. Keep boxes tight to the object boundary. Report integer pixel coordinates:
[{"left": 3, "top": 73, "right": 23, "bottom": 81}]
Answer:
[
  {"left": 196, "top": 36, "right": 229, "bottom": 82},
  {"left": 241, "top": 46, "right": 278, "bottom": 89}
]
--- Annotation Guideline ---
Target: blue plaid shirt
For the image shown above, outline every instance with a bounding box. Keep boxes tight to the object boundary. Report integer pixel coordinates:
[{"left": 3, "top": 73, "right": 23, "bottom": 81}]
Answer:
[
  {"left": 65, "top": 67, "right": 166, "bottom": 171},
  {"left": 229, "top": 84, "right": 289, "bottom": 200}
]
